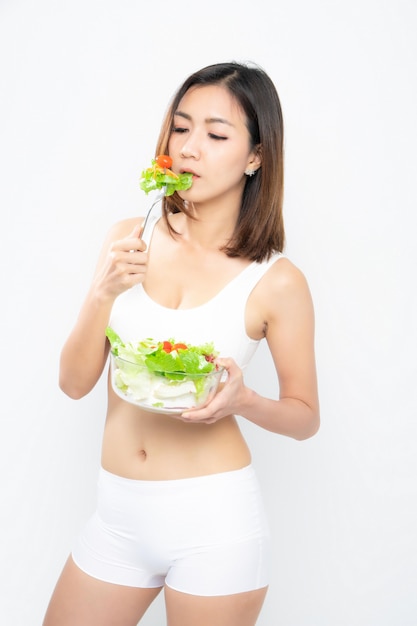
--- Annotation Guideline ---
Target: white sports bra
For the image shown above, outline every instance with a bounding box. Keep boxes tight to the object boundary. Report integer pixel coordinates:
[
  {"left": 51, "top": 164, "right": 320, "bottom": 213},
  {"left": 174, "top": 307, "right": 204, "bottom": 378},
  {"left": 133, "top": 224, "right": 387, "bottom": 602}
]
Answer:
[{"left": 109, "top": 206, "right": 283, "bottom": 369}]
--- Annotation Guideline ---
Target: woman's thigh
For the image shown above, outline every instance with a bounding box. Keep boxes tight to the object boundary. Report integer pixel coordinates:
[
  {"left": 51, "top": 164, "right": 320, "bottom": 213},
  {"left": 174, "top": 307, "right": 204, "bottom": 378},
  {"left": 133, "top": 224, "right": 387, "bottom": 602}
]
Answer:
[
  {"left": 42, "top": 556, "right": 162, "bottom": 626},
  {"left": 165, "top": 585, "right": 268, "bottom": 626}
]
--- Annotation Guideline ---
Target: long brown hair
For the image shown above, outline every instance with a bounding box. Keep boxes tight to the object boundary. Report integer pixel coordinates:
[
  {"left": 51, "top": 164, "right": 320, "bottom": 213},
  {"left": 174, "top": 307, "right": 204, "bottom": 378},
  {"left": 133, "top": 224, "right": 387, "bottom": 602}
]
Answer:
[{"left": 155, "top": 62, "right": 285, "bottom": 262}]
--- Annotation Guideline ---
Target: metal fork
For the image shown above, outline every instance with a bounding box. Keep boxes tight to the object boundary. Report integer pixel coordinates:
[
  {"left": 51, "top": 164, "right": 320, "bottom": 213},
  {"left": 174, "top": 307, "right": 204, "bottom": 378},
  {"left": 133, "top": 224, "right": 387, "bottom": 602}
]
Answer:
[{"left": 141, "top": 186, "right": 166, "bottom": 236}]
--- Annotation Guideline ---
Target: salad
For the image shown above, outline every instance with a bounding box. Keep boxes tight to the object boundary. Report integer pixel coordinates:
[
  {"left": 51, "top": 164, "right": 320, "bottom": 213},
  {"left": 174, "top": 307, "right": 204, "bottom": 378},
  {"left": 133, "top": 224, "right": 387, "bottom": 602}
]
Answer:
[
  {"left": 106, "top": 328, "right": 222, "bottom": 411},
  {"left": 139, "top": 154, "right": 193, "bottom": 196}
]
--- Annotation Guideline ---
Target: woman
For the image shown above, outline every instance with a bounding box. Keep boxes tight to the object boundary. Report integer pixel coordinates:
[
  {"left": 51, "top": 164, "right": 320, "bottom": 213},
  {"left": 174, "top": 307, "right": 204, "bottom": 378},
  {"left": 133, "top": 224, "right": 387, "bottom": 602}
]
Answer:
[{"left": 43, "top": 61, "right": 319, "bottom": 626}]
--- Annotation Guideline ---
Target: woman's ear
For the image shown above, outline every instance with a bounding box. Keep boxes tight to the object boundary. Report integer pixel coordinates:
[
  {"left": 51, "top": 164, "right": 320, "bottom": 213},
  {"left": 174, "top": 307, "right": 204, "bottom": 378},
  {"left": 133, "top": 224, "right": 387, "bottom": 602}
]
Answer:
[{"left": 246, "top": 144, "right": 262, "bottom": 173}]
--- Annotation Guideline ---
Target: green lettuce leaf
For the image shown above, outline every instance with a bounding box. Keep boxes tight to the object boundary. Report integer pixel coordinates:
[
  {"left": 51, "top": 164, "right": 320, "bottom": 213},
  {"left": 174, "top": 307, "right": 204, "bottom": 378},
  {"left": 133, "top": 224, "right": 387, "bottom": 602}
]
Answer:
[{"left": 106, "top": 327, "right": 218, "bottom": 379}]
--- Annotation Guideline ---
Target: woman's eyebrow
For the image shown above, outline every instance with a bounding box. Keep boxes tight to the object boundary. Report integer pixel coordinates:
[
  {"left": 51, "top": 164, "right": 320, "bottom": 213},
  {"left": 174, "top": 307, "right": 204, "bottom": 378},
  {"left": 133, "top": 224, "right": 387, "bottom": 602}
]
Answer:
[{"left": 174, "top": 110, "right": 234, "bottom": 126}]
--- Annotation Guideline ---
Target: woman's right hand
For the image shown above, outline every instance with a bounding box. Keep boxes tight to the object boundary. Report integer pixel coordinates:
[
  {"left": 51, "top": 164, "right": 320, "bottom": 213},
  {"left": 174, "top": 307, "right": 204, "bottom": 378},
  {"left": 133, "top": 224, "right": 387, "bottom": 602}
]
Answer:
[{"left": 95, "top": 223, "right": 148, "bottom": 300}]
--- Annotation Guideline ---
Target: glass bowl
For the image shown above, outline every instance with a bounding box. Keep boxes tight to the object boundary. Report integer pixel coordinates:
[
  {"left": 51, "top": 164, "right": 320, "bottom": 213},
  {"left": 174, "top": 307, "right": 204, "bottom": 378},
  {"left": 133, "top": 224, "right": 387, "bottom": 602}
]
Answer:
[{"left": 110, "top": 353, "right": 224, "bottom": 414}]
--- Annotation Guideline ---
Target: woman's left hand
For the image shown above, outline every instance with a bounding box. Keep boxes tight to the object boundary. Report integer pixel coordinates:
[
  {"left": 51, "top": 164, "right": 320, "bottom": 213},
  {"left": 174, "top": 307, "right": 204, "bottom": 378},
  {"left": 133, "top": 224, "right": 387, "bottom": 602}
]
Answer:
[{"left": 178, "top": 358, "right": 248, "bottom": 424}]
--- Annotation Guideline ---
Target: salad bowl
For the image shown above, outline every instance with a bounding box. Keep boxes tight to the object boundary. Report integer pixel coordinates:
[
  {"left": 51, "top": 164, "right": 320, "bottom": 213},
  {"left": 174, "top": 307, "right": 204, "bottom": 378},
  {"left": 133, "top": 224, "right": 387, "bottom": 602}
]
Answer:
[
  {"left": 106, "top": 328, "right": 223, "bottom": 414},
  {"left": 110, "top": 355, "right": 224, "bottom": 414}
]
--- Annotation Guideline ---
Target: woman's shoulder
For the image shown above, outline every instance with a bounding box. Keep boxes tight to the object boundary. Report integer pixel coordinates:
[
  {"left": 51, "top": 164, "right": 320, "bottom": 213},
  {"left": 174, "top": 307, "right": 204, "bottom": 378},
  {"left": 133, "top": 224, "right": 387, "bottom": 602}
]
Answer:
[
  {"left": 247, "top": 254, "right": 313, "bottom": 338},
  {"left": 260, "top": 254, "right": 313, "bottom": 302}
]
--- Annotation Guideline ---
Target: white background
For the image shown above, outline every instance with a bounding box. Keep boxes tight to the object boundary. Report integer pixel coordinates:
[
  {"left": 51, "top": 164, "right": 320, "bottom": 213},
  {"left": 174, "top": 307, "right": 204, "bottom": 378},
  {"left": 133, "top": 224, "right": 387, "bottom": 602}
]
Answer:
[{"left": 1, "top": 1, "right": 416, "bottom": 624}]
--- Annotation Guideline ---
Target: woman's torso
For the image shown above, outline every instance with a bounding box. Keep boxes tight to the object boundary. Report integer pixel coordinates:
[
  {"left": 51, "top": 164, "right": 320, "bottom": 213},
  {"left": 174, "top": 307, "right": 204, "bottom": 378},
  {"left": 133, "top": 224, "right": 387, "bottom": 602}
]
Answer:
[{"left": 101, "top": 211, "right": 282, "bottom": 480}]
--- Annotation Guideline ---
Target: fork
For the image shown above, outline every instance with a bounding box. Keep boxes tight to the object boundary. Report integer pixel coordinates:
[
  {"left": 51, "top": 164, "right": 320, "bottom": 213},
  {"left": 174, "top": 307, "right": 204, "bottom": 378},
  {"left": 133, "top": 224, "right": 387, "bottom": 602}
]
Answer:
[{"left": 141, "top": 186, "right": 166, "bottom": 236}]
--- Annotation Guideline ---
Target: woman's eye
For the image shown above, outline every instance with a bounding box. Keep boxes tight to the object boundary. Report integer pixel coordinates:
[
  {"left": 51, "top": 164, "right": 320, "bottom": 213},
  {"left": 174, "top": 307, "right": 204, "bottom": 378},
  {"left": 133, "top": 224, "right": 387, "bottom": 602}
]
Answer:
[
  {"left": 209, "top": 133, "right": 227, "bottom": 140},
  {"left": 172, "top": 126, "right": 188, "bottom": 134}
]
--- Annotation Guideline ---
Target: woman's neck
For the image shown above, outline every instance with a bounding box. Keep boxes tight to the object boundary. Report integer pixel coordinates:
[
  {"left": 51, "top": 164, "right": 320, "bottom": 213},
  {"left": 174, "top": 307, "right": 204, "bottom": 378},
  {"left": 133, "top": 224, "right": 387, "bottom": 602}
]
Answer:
[
  {"left": 172, "top": 210, "right": 237, "bottom": 251},
  {"left": 178, "top": 196, "right": 241, "bottom": 250}
]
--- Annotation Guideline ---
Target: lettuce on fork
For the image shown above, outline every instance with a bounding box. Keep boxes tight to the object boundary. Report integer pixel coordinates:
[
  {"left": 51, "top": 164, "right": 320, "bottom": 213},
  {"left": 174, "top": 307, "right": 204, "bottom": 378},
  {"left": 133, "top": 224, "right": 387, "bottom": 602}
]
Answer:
[{"left": 139, "top": 156, "right": 193, "bottom": 196}]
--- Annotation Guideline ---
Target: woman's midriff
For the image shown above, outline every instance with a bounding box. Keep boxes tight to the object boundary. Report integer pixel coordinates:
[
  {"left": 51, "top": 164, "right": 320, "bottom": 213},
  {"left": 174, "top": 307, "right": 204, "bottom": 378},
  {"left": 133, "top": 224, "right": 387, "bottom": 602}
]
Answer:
[{"left": 101, "top": 385, "right": 252, "bottom": 481}]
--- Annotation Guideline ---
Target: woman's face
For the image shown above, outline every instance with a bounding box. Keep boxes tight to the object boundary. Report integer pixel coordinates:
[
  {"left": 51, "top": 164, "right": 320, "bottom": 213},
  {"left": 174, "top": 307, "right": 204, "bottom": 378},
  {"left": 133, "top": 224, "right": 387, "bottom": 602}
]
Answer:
[{"left": 168, "top": 84, "right": 260, "bottom": 207}]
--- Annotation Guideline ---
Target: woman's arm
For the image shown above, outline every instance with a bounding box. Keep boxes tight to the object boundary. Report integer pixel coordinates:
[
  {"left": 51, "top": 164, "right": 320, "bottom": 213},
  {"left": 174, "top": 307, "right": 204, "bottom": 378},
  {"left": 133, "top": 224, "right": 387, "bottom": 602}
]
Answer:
[
  {"left": 244, "top": 258, "right": 320, "bottom": 439},
  {"left": 59, "top": 219, "right": 146, "bottom": 399},
  {"left": 182, "top": 259, "right": 320, "bottom": 440}
]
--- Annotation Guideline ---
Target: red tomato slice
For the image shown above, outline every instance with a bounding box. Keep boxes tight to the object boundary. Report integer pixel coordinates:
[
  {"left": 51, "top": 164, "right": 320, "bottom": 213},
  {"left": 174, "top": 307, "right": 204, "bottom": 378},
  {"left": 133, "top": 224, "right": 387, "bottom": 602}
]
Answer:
[
  {"left": 156, "top": 154, "right": 173, "bottom": 169},
  {"left": 162, "top": 341, "right": 173, "bottom": 353},
  {"left": 172, "top": 343, "right": 188, "bottom": 351}
]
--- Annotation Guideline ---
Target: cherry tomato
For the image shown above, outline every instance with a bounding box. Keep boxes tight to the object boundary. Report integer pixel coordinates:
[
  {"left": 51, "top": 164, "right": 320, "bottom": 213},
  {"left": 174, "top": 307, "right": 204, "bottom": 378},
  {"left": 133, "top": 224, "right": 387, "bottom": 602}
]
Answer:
[
  {"left": 162, "top": 341, "right": 173, "bottom": 353},
  {"left": 156, "top": 154, "right": 173, "bottom": 169}
]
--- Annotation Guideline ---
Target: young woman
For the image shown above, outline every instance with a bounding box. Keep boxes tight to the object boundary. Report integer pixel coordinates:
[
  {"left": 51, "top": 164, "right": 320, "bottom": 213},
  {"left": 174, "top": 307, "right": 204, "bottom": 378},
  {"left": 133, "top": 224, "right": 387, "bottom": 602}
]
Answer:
[{"left": 43, "top": 61, "right": 319, "bottom": 626}]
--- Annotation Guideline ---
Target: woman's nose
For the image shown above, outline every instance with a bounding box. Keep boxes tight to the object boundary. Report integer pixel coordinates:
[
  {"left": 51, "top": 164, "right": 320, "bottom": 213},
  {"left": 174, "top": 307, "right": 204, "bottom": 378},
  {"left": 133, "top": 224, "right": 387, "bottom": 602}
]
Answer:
[{"left": 180, "top": 136, "right": 200, "bottom": 159}]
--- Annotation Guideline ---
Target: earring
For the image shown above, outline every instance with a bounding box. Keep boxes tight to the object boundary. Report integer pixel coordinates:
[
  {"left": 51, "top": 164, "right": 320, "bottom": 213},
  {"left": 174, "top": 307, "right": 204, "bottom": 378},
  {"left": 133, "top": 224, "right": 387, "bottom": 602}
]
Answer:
[{"left": 245, "top": 168, "right": 257, "bottom": 177}]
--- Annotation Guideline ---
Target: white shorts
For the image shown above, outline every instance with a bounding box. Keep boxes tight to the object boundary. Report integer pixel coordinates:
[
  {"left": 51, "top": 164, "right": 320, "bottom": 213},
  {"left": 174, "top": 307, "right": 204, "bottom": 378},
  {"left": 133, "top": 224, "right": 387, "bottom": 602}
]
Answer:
[{"left": 72, "top": 465, "right": 271, "bottom": 596}]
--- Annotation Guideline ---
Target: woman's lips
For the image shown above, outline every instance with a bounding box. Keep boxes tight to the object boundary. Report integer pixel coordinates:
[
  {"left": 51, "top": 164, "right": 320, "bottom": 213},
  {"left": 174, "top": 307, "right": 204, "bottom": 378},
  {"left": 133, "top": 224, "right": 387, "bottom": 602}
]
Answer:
[{"left": 181, "top": 169, "right": 199, "bottom": 178}]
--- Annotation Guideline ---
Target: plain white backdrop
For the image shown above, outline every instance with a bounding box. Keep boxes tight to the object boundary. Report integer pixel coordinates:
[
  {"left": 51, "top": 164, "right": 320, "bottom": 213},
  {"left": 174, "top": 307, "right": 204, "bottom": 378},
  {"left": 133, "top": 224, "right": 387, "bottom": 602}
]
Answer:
[{"left": 1, "top": 1, "right": 416, "bottom": 624}]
